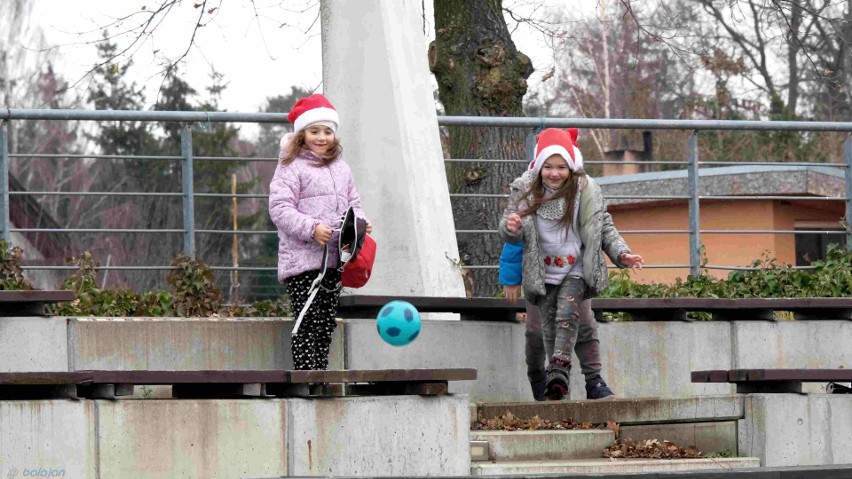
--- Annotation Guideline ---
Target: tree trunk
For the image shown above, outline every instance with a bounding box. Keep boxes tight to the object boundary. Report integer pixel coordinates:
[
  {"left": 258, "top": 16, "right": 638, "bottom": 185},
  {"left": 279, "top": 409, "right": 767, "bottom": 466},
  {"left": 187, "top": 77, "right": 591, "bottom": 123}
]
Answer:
[{"left": 430, "top": 0, "right": 533, "bottom": 297}]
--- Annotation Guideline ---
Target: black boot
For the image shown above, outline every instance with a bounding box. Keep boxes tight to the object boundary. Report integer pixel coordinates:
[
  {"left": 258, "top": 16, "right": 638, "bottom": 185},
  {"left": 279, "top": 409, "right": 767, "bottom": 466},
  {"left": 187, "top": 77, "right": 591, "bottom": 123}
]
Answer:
[
  {"left": 545, "top": 360, "right": 571, "bottom": 400},
  {"left": 529, "top": 373, "right": 547, "bottom": 401}
]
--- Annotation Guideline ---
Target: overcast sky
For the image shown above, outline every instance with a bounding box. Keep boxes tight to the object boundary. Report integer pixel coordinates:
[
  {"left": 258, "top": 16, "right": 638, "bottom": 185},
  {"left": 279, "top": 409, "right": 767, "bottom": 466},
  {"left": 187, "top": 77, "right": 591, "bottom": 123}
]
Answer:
[{"left": 30, "top": 0, "right": 572, "bottom": 114}]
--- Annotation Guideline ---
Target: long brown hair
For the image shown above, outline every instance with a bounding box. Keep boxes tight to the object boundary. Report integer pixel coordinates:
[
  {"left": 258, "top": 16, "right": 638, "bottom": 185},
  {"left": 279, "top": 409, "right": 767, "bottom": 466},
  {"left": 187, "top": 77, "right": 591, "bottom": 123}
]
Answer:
[
  {"left": 518, "top": 169, "right": 587, "bottom": 228},
  {"left": 279, "top": 130, "right": 343, "bottom": 166}
]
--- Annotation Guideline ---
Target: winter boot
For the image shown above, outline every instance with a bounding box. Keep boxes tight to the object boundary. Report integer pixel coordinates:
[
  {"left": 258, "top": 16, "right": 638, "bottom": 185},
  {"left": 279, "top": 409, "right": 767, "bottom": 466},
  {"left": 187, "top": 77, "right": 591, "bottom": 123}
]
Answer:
[{"left": 545, "top": 360, "right": 571, "bottom": 400}]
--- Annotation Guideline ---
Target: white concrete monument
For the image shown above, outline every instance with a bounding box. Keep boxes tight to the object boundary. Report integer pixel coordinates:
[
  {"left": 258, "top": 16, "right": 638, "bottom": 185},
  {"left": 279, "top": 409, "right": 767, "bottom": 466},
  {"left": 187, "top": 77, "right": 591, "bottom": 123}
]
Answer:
[{"left": 320, "top": 0, "right": 466, "bottom": 298}]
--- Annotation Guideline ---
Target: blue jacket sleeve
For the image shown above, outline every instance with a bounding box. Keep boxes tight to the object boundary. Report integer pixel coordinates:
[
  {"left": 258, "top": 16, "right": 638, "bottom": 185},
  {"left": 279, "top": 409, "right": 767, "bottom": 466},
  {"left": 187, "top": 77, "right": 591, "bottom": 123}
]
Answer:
[{"left": 498, "top": 241, "right": 524, "bottom": 285}]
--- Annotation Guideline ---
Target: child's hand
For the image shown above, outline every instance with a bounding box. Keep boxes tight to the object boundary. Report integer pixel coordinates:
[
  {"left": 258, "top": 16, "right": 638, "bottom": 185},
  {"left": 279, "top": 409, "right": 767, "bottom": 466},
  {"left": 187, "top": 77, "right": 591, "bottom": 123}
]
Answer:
[
  {"left": 313, "top": 224, "right": 333, "bottom": 245},
  {"left": 503, "top": 285, "right": 521, "bottom": 304},
  {"left": 619, "top": 253, "right": 644, "bottom": 273},
  {"left": 506, "top": 213, "right": 522, "bottom": 234},
  {"left": 366, "top": 222, "right": 373, "bottom": 234}
]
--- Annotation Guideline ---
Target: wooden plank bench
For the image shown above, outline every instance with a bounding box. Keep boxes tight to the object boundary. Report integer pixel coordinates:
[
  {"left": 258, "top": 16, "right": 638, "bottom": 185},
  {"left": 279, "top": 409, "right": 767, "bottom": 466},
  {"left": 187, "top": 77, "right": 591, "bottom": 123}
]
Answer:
[
  {"left": 593, "top": 298, "right": 852, "bottom": 321},
  {"left": 0, "top": 290, "right": 75, "bottom": 316},
  {"left": 0, "top": 368, "right": 477, "bottom": 400},
  {"left": 337, "top": 295, "right": 852, "bottom": 322},
  {"left": 692, "top": 368, "right": 852, "bottom": 393},
  {"left": 337, "top": 295, "right": 524, "bottom": 322}
]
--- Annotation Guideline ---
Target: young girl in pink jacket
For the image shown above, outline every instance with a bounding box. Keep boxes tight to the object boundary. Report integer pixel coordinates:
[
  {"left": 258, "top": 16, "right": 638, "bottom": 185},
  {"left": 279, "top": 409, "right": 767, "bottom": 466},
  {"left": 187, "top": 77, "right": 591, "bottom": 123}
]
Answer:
[{"left": 268, "top": 94, "right": 371, "bottom": 370}]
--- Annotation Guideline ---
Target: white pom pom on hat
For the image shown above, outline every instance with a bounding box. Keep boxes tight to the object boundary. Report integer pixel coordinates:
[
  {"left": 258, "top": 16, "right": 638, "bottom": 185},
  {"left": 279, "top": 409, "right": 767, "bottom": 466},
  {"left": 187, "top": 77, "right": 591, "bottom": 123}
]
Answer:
[
  {"left": 287, "top": 93, "right": 339, "bottom": 134},
  {"left": 530, "top": 128, "right": 584, "bottom": 173}
]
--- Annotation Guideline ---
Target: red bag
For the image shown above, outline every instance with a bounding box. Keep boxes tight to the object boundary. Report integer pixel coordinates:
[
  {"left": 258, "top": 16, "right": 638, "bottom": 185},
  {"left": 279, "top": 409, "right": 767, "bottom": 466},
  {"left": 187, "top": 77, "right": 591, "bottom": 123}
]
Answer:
[
  {"left": 342, "top": 234, "right": 376, "bottom": 288},
  {"left": 338, "top": 206, "right": 376, "bottom": 288}
]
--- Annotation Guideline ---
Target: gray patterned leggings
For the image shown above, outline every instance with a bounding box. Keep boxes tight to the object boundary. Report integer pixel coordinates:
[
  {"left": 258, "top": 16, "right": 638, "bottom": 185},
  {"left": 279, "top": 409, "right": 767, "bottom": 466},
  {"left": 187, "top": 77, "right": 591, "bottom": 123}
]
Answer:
[
  {"left": 539, "top": 276, "right": 589, "bottom": 368},
  {"left": 526, "top": 296, "right": 602, "bottom": 386},
  {"left": 286, "top": 268, "right": 342, "bottom": 370}
]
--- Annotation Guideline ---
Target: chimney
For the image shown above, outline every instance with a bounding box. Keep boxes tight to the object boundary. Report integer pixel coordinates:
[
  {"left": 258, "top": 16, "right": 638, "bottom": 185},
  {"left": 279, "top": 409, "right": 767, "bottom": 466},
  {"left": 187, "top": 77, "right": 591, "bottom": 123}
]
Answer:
[{"left": 603, "top": 131, "right": 654, "bottom": 177}]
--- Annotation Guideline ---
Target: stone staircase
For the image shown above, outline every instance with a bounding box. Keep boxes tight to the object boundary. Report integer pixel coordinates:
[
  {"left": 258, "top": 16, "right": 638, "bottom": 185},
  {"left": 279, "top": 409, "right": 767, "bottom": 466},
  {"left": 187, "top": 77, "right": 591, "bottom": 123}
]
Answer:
[{"left": 469, "top": 395, "right": 761, "bottom": 475}]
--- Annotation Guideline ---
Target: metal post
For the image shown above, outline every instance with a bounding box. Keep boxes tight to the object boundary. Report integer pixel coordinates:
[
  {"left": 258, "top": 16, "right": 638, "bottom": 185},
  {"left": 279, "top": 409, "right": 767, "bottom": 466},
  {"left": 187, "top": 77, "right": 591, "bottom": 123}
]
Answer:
[
  {"left": 688, "top": 131, "right": 701, "bottom": 277},
  {"left": 181, "top": 127, "right": 196, "bottom": 258},
  {"left": 845, "top": 135, "right": 852, "bottom": 251},
  {"left": 0, "top": 122, "right": 10, "bottom": 243}
]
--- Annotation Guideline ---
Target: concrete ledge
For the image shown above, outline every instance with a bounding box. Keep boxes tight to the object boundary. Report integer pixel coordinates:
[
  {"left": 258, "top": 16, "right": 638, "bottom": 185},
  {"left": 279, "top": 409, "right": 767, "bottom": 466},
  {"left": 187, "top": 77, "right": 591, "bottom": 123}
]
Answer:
[
  {"left": 68, "top": 318, "right": 343, "bottom": 371},
  {"left": 97, "top": 400, "right": 287, "bottom": 478},
  {"left": 579, "top": 322, "right": 735, "bottom": 399},
  {"left": 0, "top": 400, "right": 96, "bottom": 477},
  {"left": 477, "top": 396, "right": 744, "bottom": 426},
  {"left": 738, "top": 393, "right": 852, "bottom": 467},
  {"left": 470, "top": 429, "right": 614, "bottom": 461},
  {"left": 733, "top": 321, "right": 852, "bottom": 394},
  {"left": 287, "top": 395, "right": 470, "bottom": 476},
  {"left": 620, "top": 421, "right": 738, "bottom": 456},
  {"left": 470, "top": 457, "right": 760, "bottom": 475},
  {"left": 2, "top": 317, "right": 848, "bottom": 402},
  {"left": 345, "top": 319, "right": 529, "bottom": 402},
  {"left": 0, "top": 318, "right": 68, "bottom": 372}
]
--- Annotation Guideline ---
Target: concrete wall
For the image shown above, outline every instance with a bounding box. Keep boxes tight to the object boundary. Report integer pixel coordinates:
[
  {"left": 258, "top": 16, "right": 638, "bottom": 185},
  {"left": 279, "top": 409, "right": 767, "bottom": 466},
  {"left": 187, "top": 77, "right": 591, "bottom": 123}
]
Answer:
[
  {"left": 345, "top": 319, "right": 530, "bottom": 402},
  {"left": 98, "top": 400, "right": 287, "bottom": 478},
  {"left": 0, "top": 396, "right": 469, "bottom": 478},
  {"left": 2, "top": 316, "right": 848, "bottom": 402},
  {"left": 68, "top": 317, "right": 344, "bottom": 371},
  {"left": 0, "top": 401, "right": 97, "bottom": 477},
  {"left": 1, "top": 317, "right": 68, "bottom": 372},
  {"left": 287, "top": 395, "right": 470, "bottom": 476},
  {"left": 739, "top": 394, "right": 852, "bottom": 467}
]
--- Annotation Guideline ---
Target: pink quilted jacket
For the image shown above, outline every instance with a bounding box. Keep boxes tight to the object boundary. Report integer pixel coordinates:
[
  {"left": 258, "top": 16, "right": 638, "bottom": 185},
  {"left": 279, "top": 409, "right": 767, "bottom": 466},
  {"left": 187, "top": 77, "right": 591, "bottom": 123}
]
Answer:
[{"left": 268, "top": 149, "right": 367, "bottom": 282}]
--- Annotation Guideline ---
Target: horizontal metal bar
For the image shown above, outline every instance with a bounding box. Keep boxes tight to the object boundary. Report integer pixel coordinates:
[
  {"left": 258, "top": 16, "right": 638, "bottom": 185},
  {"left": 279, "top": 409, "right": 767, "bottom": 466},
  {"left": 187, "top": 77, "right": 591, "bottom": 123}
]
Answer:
[
  {"left": 449, "top": 193, "right": 694, "bottom": 200},
  {"left": 193, "top": 156, "right": 277, "bottom": 162},
  {"left": 9, "top": 192, "right": 273, "bottom": 199},
  {"left": 699, "top": 161, "right": 846, "bottom": 168},
  {"left": 7, "top": 109, "right": 852, "bottom": 131},
  {"left": 700, "top": 195, "right": 846, "bottom": 200},
  {"left": 19, "top": 265, "right": 278, "bottom": 272},
  {"left": 443, "top": 159, "right": 527, "bottom": 164},
  {"left": 10, "top": 153, "right": 183, "bottom": 160},
  {"left": 9, "top": 191, "right": 183, "bottom": 197},
  {"left": 21, "top": 265, "right": 176, "bottom": 271},
  {"left": 194, "top": 193, "right": 269, "bottom": 198},
  {"left": 437, "top": 115, "right": 852, "bottom": 132},
  {"left": 443, "top": 158, "right": 688, "bottom": 165},
  {"left": 704, "top": 265, "right": 815, "bottom": 271},
  {"left": 195, "top": 230, "right": 276, "bottom": 235},
  {"left": 450, "top": 193, "right": 508, "bottom": 198},
  {"left": 3, "top": 108, "right": 291, "bottom": 124},
  {"left": 12, "top": 228, "right": 184, "bottom": 234},
  {"left": 455, "top": 229, "right": 846, "bottom": 235},
  {"left": 463, "top": 264, "right": 691, "bottom": 270},
  {"left": 702, "top": 229, "right": 848, "bottom": 234}
]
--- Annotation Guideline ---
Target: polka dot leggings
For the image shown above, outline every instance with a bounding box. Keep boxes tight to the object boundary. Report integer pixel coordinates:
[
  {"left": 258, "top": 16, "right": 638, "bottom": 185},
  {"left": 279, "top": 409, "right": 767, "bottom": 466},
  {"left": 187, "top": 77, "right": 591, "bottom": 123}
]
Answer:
[{"left": 286, "top": 268, "right": 342, "bottom": 371}]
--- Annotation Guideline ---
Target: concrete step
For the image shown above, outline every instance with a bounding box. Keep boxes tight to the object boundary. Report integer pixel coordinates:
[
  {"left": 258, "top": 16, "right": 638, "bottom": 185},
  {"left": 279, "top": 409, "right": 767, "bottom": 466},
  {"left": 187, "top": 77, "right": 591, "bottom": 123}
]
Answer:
[
  {"left": 475, "top": 395, "right": 743, "bottom": 426},
  {"left": 470, "top": 429, "right": 615, "bottom": 461},
  {"left": 470, "top": 457, "right": 761, "bottom": 475}
]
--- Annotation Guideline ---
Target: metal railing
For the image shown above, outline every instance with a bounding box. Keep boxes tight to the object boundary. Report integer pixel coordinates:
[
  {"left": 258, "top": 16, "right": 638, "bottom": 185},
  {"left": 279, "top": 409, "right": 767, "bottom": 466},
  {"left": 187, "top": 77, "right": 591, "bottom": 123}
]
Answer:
[{"left": 1, "top": 109, "right": 851, "bottom": 296}]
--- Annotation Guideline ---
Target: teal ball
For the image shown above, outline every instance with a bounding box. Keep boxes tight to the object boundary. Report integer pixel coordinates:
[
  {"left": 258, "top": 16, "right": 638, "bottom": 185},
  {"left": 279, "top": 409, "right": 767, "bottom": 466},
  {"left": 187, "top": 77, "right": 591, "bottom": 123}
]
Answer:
[{"left": 376, "top": 300, "right": 422, "bottom": 346}]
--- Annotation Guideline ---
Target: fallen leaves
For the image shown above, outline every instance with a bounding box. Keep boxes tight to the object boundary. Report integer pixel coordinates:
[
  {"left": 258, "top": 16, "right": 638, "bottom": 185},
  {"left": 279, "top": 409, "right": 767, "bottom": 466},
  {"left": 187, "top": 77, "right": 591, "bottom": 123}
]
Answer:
[
  {"left": 472, "top": 411, "right": 610, "bottom": 432},
  {"left": 604, "top": 438, "right": 703, "bottom": 459}
]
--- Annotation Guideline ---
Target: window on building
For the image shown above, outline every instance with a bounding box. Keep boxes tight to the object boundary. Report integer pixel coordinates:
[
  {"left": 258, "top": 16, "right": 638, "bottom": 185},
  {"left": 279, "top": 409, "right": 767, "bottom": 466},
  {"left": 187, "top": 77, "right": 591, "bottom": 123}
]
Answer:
[{"left": 794, "top": 221, "right": 847, "bottom": 266}]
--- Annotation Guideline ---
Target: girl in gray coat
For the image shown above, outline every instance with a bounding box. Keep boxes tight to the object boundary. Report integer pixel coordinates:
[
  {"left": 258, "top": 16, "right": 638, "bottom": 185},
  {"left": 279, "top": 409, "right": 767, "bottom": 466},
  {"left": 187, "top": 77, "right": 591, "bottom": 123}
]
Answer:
[{"left": 499, "top": 128, "right": 643, "bottom": 400}]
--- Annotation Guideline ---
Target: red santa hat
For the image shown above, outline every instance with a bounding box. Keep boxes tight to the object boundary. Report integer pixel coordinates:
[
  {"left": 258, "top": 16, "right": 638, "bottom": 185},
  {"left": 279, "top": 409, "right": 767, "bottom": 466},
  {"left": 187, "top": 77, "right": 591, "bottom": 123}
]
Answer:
[
  {"left": 287, "top": 93, "right": 339, "bottom": 134},
  {"left": 530, "top": 128, "right": 583, "bottom": 174}
]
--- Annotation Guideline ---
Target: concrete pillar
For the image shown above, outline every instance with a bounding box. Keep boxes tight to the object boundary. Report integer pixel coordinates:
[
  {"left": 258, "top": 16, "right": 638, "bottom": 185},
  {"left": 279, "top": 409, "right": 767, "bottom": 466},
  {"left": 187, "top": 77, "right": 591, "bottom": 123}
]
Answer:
[{"left": 320, "top": 1, "right": 466, "bottom": 299}]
